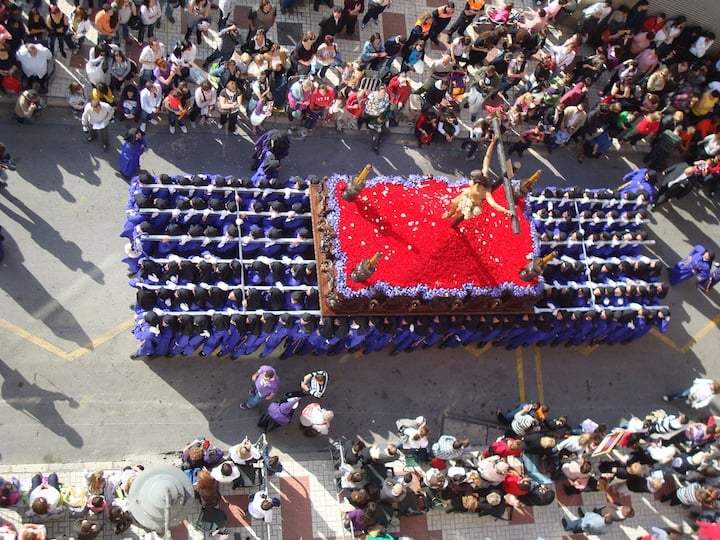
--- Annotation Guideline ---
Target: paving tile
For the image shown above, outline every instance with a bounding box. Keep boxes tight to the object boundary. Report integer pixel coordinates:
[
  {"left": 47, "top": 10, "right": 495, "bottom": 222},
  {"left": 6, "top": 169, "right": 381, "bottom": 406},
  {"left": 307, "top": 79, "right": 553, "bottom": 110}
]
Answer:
[
  {"left": 279, "top": 475, "right": 314, "bottom": 540},
  {"left": 381, "top": 12, "right": 406, "bottom": 40},
  {"left": 221, "top": 494, "right": 252, "bottom": 527},
  {"left": 398, "top": 514, "right": 443, "bottom": 540},
  {"left": 276, "top": 21, "right": 305, "bottom": 44},
  {"left": 508, "top": 504, "right": 534, "bottom": 525},
  {"left": 554, "top": 480, "right": 585, "bottom": 509}
]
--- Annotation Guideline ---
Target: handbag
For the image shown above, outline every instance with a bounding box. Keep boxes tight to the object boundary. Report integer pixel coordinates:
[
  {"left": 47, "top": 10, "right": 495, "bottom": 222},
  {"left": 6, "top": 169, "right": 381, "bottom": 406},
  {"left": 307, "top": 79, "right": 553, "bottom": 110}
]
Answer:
[
  {"left": 128, "top": 14, "right": 140, "bottom": 30},
  {"left": 1, "top": 75, "right": 21, "bottom": 94}
]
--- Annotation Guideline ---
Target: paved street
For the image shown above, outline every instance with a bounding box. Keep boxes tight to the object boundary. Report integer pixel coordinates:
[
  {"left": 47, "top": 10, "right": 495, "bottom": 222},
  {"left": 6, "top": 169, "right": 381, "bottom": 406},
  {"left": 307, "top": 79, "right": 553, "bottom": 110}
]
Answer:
[
  {"left": 0, "top": 97, "right": 719, "bottom": 539},
  {"left": 1, "top": 103, "right": 719, "bottom": 461}
]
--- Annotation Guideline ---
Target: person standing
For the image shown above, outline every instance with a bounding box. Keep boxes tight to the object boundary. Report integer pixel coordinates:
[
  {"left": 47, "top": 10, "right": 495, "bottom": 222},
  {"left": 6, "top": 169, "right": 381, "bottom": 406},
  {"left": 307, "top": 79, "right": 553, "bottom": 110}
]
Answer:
[
  {"left": 15, "top": 43, "right": 53, "bottom": 94},
  {"left": 561, "top": 510, "right": 613, "bottom": 536},
  {"left": 139, "top": 80, "right": 161, "bottom": 131},
  {"left": 428, "top": 3, "right": 455, "bottom": 45},
  {"left": 247, "top": 491, "right": 279, "bottom": 522},
  {"left": 664, "top": 379, "right": 720, "bottom": 409},
  {"left": 286, "top": 371, "right": 328, "bottom": 399},
  {"left": 340, "top": 0, "right": 363, "bottom": 36},
  {"left": 669, "top": 244, "right": 713, "bottom": 286},
  {"left": 316, "top": 6, "right": 345, "bottom": 48},
  {"left": 94, "top": 3, "right": 118, "bottom": 43},
  {"left": 239, "top": 365, "right": 280, "bottom": 410},
  {"left": 445, "top": 0, "right": 484, "bottom": 41},
  {"left": 118, "top": 128, "right": 146, "bottom": 178},
  {"left": 217, "top": 79, "right": 242, "bottom": 134},
  {"left": 13, "top": 89, "right": 42, "bottom": 124},
  {"left": 299, "top": 402, "right": 334, "bottom": 435},
  {"left": 360, "top": 0, "right": 390, "bottom": 30},
  {"left": 46, "top": 4, "right": 72, "bottom": 58},
  {"left": 82, "top": 99, "right": 114, "bottom": 151}
]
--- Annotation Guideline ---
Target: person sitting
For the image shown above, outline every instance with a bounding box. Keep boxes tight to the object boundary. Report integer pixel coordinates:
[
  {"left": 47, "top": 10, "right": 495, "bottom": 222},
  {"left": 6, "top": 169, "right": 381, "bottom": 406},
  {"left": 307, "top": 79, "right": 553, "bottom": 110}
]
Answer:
[
  {"left": 194, "top": 469, "right": 221, "bottom": 509},
  {"left": 73, "top": 519, "right": 102, "bottom": 540},
  {"left": 26, "top": 473, "right": 63, "bottom": 519},
  {"left": 18, "top": 524, "right": 46, "bottom": 540},
  {"left": 210, "top": 461, "right": 241, "bottom": 484}
]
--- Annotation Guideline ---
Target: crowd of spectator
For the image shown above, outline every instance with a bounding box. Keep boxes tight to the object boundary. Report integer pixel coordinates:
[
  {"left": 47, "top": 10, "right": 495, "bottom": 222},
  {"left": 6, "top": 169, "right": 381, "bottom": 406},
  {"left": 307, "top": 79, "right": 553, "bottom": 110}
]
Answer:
[
  {"left": 0, "top": 435, "right": 285, "bottom": 537},
  {"left": 1, "top": 0, "right": 718, "bottom": 171},
  {"left": 334, "top": 388, "right": 720, "bottom": 538}
]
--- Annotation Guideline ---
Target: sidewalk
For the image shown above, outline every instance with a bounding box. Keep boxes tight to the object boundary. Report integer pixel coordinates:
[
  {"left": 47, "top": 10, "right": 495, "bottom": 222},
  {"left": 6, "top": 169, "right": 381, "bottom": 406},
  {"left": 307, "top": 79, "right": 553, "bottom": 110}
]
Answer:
[
  {"left": 2, "top": 0, "right": 593, "bottom": 135},
  {"left": 0, "top": 447, "right": 694, "bottom": 540}
]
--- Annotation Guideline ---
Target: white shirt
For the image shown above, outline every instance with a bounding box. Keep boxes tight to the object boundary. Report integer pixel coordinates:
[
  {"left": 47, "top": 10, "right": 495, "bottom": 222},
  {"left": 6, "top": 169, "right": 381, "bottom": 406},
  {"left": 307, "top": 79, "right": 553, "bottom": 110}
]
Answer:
[
  {"left": 81, "top": 101, "right": 114, "bottom": 129},
  {"left": 138, "top": 42, "right": 165, "bottom": 70},
  {"left": 247, "top": 491, "right": 273, "bottom": 522},
  {"left": 209, "top": 461, "right": 241, "bottom": 483},
  {"left": 194, "top": 86, "right": 217, "bottom": 114},
  {"left": 16, "top": 45, "right": 52, "bottom": 78},
  {"left": 140, "top": 84, "right": 162, "bottom": 113},
  {"left": 228, "top": 443, "right": 261, "bottom": 465}
]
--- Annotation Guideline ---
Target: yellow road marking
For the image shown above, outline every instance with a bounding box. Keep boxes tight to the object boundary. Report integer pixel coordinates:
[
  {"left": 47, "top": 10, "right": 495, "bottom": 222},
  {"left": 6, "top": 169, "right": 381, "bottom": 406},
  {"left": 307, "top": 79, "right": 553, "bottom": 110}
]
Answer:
[
  {"left": 463, "top": 342, "right": 492, "bottom": 357},
  {"left": 516, "top": 348, "right": 525, "bottom": 403},
  {"left": 682, "top": 312, "right": 720, "bottom": 352},
  {"left": 0, "top": 318, "right": 72, "bottom": 359},
  {"left": 649, "top": 328, "right": 685, "bottom": 353},
  {"left": 572, "top": 343, "right": 599, "bottom": 356},
  {"left": 0, "top": 317, "right": 135, "bottom": 361},
  {"left": 65, "top": 318, "right": 136, "bottom": 360},
  {"left": 534, "top": 346, "right": 544, "bottom": 404}
]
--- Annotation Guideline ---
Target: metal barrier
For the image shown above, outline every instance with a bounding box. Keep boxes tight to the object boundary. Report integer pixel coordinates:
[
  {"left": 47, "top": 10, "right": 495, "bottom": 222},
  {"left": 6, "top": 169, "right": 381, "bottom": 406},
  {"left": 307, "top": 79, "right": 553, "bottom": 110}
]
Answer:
[{"left": 329, "top": 438, "right": 356, "bottom": 540}]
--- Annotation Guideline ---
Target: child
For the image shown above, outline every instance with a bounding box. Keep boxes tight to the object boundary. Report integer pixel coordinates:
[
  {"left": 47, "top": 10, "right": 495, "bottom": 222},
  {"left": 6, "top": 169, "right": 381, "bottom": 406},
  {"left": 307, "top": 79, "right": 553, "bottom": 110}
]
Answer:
[
  {"left": 67, "top": 82, "right": 87, "bottom": 120},
  {"left": 327, "top": 97, "right": 353, "bottom": 132},
  {"left": 250, "top": 97, "right": 274, "bottom": 134},
  {"left": 70, "top": 7, "right": 90, "bottom": 54},
  {"left": 508, "top": 123, "right": 545, "bottom": 158},
  {"left": 118, "top": 84, "right": 140, "bottom": 125}
]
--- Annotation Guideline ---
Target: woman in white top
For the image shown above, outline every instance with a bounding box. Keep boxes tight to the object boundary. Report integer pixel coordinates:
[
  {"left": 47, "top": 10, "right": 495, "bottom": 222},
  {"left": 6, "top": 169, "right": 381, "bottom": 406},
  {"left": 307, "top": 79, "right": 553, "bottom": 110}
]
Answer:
[
  {"left": 193, "top": 79, "right": 217, "bottom": 125},
  {"left": 210, "top": 461, "right": 241, "bottom": 483},
  {"left": 228, "top": 438, "right": 262, "bottom": 465},
  {"left": 138, "top": 0, "right": 161, "bottom": 44}
]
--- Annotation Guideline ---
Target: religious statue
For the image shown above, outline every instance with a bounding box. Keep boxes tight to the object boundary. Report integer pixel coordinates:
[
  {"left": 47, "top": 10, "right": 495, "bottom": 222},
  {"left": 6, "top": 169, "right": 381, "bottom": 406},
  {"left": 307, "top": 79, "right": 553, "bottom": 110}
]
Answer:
[{"left": 442, "top": 137, "right": 514, "bottom": 227}]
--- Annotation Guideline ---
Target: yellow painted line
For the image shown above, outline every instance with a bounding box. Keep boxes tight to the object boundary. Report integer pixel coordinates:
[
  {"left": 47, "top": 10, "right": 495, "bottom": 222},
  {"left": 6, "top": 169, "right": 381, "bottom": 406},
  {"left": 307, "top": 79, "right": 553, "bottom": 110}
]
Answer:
[
  {"left": 649, "top": 328, "right": 685, "bottom": 353},
  {"left": 0, "top": 318, "right": 74, "bottom": 360},
  {"left": 572, "top": 343, "right": 599, "bottom": 356},
  {"left": 0, "top": 317, "right": 135, "bottom": 361},
  {"left": 682, "top": 312, "right": 720, "bottom": 353},
  {"left": 463, "top": 342, "right": 492, "bottom": 357},
  {"left": 64, "top": 318, "right": 136, "bottom": 361},
  {"left": 534, "top": 346, "right": 544, "bottom": 404},
  {"left": 516, "top": 348, "right": 525, "bottom": 403}
]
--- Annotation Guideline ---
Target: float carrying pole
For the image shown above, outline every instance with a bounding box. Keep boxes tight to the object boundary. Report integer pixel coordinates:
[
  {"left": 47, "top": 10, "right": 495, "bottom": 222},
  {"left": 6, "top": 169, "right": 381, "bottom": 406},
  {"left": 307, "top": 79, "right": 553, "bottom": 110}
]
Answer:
[{"left": 491, "top": 117, "right": 520, "bottom": 234}]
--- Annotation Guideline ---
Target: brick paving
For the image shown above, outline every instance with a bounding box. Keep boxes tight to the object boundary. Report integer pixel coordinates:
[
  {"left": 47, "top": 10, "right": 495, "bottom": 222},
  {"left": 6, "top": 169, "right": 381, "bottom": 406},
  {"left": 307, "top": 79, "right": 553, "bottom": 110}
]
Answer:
[{"left": 0, "top": 448, "right": 696, "bottom": 540}]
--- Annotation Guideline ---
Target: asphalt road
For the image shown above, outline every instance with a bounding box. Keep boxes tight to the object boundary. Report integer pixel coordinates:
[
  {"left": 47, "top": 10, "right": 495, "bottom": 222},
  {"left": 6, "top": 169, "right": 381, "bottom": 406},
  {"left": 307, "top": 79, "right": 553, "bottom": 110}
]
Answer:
[{"left": 0, "top": 106, "right": 719, "bottom": 465}]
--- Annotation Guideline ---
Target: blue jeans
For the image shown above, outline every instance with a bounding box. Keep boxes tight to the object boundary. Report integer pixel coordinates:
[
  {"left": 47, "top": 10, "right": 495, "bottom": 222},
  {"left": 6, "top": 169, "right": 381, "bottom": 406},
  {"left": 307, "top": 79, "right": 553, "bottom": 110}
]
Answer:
[
  {"left": 521, "top": 453, "right": 553, "bottom": 484},
  {"left": 563, "top": 518, "right": 583, "bottom": 533},
  {"left": 31, "top": 473, "right": 59, "bottom": 491},
  {"left": 117, "top": 22, "right": 130, "bottom": 41},
  {"left": 138, "top": 22, "right": 155, "bottom": 43},
  {"left": 168, "top": 110, "right": 185, "bottom": 128},
  {"left": 243, "top": 388, "right": 265, "bottom": 409},
  {"left": 666, "top": 388, "right": 691, "bottom": 401}
]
